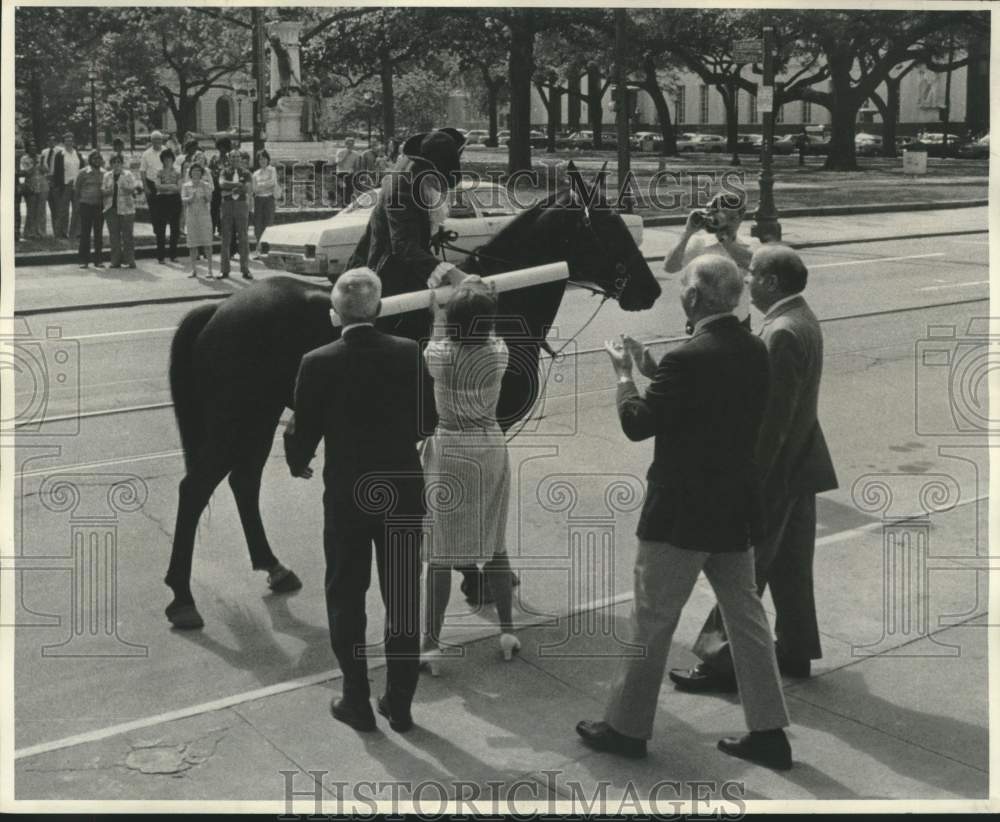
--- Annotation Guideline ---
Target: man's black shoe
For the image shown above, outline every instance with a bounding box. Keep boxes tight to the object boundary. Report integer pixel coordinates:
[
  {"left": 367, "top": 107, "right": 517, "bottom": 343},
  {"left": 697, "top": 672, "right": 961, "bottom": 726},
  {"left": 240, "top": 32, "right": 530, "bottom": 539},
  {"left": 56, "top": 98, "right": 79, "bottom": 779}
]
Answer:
[
  {"left": 330, "top": 697, "right": 376, "bottom": 732},
  {"left": 717, "top": 729, "right": 792, "bottom": 771},
  {"left": 777, "top": 656, "right": 811, "bottom": 678},
  {"left": 376, "top": 696, "right": 413, "bottom": 733},
  {"left": 669, "top": 664, "right": 738, "bottom": 694},
  {"left": 575, "top": 720, "right": 647, "bottom": 759}
]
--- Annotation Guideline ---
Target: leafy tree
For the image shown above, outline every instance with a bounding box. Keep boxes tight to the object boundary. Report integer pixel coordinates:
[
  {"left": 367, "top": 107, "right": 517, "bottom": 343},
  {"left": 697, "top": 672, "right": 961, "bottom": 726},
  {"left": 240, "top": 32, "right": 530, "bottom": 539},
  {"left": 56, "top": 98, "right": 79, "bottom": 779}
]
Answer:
[
  {"left": 14, "top": 6, "right": 103, "bottom": 144},
  {"left": 773, "top": 9, "right": 985, "bottom": 170},
  {"left": 302, "top": 7, "right": 438, "bottom": 140}
]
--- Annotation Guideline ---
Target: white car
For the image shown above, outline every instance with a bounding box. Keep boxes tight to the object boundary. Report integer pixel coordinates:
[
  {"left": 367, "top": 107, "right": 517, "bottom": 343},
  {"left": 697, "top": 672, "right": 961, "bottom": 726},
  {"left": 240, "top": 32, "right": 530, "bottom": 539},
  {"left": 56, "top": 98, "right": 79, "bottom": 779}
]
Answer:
[{"left": 259, "top": 182, "right": 644, "bottom": 279}]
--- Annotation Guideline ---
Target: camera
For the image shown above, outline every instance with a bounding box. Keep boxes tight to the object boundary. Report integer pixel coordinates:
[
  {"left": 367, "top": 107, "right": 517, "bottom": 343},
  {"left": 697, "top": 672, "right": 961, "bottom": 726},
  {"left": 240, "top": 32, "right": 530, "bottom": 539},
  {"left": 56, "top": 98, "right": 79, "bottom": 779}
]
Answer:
[
  {"left": 691, "top": 208, "right": 721, "bottom": 234},
  {"left": 0, "top": 319, "right": 81, "bottom": 435},
  {"left": 914, "top": 318, "right": 1000, "bottom": 436}
]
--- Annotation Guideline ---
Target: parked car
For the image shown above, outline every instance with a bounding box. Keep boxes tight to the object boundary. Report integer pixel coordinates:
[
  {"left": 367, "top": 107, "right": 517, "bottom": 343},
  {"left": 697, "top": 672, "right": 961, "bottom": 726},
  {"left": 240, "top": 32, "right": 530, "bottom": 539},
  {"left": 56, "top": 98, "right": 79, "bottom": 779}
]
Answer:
[
  {"left": 463, "top": 129, "right": 490, "bottom": 145},
  {"left": 631, "top": 131, "right": 665, "bottom": 151},
  {"left": 855, "top": 132, "right": 883, "bottom": 156},
  {"left": 774, "top": 133, "right": 830, "bottom": 155},
  {"left": 259, "top": 181, "right": 645, "bottom": 279},
  {"left": 677, "top": 133, "right": 725, "bottom": 152},
  {"left": 910, "top": 132, "right": 967, "bottom": 157},
  {"left": 957, "top": 133, "right": 989, "bottom": 159}
]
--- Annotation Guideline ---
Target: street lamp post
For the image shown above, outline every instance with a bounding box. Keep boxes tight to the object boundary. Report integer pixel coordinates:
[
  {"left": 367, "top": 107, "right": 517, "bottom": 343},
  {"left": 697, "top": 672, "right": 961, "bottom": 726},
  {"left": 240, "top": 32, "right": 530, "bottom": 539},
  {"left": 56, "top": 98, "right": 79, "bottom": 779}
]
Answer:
[
  {"left": 614, "top": 9, "right": 633, "bottom": 213},
  {"left": 87, "top": 66, "right": 98, "bottom": 151},
  {"left": 363, "top": 91, "right": 375, "bottom": 148},
  {"left": 751, "top": 25, "right": 782, "bottom": 242}
]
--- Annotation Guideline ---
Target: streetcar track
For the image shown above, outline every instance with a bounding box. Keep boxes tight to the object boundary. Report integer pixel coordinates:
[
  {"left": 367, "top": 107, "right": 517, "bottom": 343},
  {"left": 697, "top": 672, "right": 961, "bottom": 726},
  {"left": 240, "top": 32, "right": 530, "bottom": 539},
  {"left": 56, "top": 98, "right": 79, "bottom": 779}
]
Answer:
[{"left": 12, "top": 295, "right": 988, "bottom": 428}]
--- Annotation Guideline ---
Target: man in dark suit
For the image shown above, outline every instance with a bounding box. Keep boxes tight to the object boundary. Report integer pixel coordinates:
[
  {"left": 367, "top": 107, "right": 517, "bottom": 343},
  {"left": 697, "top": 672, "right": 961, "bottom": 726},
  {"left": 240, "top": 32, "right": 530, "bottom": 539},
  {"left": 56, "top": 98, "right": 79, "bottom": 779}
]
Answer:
[
  {"left": 347, "top": 127, "right": 499, "bottom": 607},
  {"left": 285, "top": 268, "right": 438, "bottom": 734},
  {"left": 673, "top": 244, "right": 838, "bottom": 693},
  {"left": 576, "top": 255, "right": 793, "bottom": 771}
]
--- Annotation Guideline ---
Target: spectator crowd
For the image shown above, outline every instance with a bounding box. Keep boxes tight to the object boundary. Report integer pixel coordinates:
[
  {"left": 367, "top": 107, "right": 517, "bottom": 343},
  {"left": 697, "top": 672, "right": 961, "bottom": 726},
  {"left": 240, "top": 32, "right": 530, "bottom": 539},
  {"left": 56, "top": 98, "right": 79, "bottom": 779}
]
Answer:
[{"left": 13, "top": 130, "right": 281, "bottom": 277}]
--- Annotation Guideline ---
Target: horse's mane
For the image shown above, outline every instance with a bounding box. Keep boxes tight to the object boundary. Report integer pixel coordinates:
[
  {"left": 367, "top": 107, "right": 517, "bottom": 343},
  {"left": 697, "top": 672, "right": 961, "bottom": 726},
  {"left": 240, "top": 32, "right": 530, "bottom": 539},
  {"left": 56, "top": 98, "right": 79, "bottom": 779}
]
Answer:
[{"left": 466, "top": 185, "right": 576, "bottom": 275}]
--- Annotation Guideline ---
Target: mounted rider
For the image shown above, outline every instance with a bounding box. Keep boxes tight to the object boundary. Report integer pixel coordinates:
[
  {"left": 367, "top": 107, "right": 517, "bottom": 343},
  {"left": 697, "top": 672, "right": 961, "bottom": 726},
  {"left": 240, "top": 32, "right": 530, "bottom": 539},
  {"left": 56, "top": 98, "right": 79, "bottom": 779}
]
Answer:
[
  {"left": 346, "top": 127, "right": 472, "bottom": 297},
  {"left": 346, "top": 127, "right": 512, "bottom": 605}
]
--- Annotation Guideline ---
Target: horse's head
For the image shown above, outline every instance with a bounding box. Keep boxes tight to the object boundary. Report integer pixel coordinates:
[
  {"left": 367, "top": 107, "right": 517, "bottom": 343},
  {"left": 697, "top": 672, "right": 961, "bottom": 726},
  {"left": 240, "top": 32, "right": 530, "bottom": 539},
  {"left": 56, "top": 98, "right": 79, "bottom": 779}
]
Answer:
[{"left": 545, "top": 162, "right": 660, "bottom": 312}]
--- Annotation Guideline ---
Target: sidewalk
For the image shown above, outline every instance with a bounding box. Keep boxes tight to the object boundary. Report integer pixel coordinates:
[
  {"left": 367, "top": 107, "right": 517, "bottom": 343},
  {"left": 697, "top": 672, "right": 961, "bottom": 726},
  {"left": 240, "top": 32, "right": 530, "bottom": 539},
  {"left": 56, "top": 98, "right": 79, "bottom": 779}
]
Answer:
[
  {"left": 13, "top": 206, "right": 989, "bottom": 316},
  {"left": 13, "top": 495, "right": 988, "bottom": 804}
]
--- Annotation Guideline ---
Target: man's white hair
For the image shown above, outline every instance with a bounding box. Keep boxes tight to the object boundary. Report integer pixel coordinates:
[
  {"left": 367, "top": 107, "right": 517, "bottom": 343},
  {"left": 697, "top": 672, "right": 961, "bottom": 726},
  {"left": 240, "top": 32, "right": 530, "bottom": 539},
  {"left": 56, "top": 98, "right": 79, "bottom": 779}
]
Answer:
[
  {"left": 682, "top": 254, "right": 743, "bottom": 312},
  {"left": 332, "top": 267, "right": 381, "bottom": 323}
]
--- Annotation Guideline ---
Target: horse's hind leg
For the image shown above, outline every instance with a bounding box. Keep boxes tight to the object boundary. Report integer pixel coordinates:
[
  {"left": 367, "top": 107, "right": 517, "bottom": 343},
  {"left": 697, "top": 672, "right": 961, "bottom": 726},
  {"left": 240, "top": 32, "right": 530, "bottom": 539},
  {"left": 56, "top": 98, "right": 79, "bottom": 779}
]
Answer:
[
  {"left": 165, "top": 455, "right": 231, "bottom": 627},
  {"left": 227, "top": 407, "right": 302, "bottom": 592}
]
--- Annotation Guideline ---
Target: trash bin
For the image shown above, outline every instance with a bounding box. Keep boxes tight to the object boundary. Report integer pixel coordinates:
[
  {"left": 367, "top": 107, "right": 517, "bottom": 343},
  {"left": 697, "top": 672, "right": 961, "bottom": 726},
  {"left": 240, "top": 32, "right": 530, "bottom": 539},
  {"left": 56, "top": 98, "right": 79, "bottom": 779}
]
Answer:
[
  {"left": 902, "top": 149, "right": 928, "bottom": 175},
  {"left": 641, "top": 138, "right": 654, "bottom": 153}
]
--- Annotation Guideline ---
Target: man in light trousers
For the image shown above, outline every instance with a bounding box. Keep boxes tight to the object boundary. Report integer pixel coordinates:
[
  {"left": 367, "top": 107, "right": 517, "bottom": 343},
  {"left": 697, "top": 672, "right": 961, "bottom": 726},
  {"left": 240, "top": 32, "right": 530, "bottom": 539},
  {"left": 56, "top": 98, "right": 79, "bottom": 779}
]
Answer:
[{"left": 576, "top": 255, "right": 793, "bottom": 771}]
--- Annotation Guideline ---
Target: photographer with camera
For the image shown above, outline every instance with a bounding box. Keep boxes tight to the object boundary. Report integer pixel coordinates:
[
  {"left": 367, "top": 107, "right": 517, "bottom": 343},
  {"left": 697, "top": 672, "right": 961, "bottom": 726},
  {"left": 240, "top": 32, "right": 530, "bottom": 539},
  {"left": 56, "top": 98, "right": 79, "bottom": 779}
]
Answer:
[{"left": 664, "top": 192, "right": 755, "bottom": 331}]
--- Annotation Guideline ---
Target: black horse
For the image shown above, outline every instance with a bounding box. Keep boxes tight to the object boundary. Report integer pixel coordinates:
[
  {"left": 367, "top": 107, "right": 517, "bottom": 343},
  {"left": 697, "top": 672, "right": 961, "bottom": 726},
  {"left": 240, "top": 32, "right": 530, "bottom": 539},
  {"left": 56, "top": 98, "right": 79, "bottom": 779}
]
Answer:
[{"left": 165, "top": 168, "right": 661, "bottom": 623}]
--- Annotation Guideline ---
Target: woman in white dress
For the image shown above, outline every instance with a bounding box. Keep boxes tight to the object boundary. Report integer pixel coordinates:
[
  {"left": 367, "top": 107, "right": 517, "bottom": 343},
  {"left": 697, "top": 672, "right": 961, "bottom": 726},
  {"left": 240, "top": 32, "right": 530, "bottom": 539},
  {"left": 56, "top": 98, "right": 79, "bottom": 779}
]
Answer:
[{"left": 421, "top": 279, "right": 519, "bottom": 673}]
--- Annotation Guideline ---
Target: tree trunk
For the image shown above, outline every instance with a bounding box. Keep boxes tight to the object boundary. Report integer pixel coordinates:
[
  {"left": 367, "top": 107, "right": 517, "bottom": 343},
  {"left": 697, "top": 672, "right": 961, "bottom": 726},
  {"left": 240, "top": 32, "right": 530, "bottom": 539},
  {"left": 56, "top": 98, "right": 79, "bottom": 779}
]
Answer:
[
  {"left": 486, "top": 80, "right": 499, "bottom": 144},
  {"left": 823, "top": 58, "right": 861, "bottom": 171},
  {"left": 506, "top": 9, "right": 534, "bottom": 175},
  {"left": 30, "top": 65, "right": 45, "bottom": 146},
  {"left": 587, "top": 65, "right": 604, "bottom": 149},
  {"left": 640, "top": 60, "right": 676, "bottom": 156},
  {"left": 567, "top": 69, "right": 581, "bottom": 131},
  {"left": 380, "top": 49, "right": 395, "bottom": 139}
]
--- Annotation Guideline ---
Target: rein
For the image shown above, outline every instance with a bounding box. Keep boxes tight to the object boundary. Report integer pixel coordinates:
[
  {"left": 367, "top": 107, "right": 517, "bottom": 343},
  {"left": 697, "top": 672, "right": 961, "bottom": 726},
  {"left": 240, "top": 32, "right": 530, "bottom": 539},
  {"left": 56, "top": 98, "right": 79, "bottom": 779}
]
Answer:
[{"left": 428, "top": 206, "right": 635, "bottom": 443}]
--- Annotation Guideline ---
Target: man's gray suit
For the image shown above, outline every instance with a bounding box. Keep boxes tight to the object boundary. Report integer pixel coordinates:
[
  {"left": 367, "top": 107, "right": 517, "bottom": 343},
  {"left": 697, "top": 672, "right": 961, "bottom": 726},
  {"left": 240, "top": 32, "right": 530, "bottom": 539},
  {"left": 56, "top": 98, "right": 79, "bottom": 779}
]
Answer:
[{"left": 693, "top": 294, "right": 837, "bottom": 672}]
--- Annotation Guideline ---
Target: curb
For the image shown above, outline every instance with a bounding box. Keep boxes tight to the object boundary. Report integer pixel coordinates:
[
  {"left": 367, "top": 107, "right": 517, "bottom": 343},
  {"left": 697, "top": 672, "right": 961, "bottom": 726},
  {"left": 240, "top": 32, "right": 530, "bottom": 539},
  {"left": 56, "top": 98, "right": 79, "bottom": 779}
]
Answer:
[
  {"left": 14, "top": 200, "right": 987, "bottom": 269},
  {"left": 15, "top": 240, "right": 226, "bottom": 269},
  {"left": 642, "top": 198, "right": 987, "bottom": 228}
]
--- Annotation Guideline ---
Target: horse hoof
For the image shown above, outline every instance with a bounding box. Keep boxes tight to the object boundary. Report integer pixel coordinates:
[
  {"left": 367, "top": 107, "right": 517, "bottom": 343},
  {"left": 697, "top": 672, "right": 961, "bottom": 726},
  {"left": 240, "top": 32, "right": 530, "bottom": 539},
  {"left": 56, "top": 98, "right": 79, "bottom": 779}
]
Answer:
[
  {"left": 166, "top": 600, "right": 204, "bottom": 630},
  {"left": 267, "top": 564, "right": 303, "bottom": 593}
]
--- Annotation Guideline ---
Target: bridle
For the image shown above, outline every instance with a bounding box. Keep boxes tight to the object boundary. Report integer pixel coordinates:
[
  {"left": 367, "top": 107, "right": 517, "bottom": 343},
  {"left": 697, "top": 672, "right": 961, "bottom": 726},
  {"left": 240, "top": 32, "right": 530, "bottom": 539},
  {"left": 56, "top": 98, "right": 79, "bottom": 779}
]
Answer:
[{"left": 431, "top": 199, "right": 637, "bottom": 304}]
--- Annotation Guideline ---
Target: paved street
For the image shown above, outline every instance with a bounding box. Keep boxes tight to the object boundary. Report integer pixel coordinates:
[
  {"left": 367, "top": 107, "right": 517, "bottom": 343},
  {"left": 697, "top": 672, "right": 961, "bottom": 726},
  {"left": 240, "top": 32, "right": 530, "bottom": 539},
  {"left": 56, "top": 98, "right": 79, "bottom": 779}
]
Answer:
[{"left": 8, "top": 205, "right": 990, "bottom": 804}]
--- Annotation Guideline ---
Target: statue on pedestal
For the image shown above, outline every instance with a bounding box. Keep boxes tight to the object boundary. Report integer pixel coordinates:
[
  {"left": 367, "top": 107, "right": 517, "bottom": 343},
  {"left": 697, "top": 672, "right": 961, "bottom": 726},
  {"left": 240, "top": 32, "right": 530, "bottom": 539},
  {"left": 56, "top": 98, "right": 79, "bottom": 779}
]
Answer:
[{"left": 267, "top": 21, "right": 304, "bottom": 107}]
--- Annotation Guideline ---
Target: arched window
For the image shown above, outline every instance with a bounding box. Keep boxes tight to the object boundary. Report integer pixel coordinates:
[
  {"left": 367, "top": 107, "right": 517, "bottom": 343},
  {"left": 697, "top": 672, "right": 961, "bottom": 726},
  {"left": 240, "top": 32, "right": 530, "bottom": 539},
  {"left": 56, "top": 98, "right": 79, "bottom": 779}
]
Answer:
[{"left": 216, "top": 96, "right": 232, "bottom": 132}]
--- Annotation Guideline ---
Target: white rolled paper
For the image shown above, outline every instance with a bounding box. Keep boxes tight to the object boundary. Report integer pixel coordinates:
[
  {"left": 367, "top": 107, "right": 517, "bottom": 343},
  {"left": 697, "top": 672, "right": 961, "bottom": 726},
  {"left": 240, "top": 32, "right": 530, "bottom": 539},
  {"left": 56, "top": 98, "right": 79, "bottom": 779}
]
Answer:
[{"left": 329, "top": 262, "right": 569, "bottom": 328}]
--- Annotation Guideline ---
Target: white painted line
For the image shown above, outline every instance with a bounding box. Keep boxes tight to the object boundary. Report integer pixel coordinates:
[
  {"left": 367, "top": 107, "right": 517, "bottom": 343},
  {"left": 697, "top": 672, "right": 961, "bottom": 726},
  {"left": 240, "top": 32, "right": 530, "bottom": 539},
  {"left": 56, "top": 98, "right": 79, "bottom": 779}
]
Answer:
[
  {"left": 815, "top": 492, "right": 988, "bottom": 547},
  {"left": 13, "top": 485, "right": 984, "bottom": 762},
  {"left": 14, "top": 588, "right": 635, "bottom": 762},
  {"left": 17, "top": 450, "right": 184, "bottom": 480},
  {"left": 71, "top": 327, "right": 175, "bottom": 341},
  {"left": 13, "top": 668, "right": 345, "bottom": 761},
  {"left": 917, "top": 280, "right": 989, "bottom": 292},
  {"left": 810, "top": 252, "right": 945, "bottom": 270}
]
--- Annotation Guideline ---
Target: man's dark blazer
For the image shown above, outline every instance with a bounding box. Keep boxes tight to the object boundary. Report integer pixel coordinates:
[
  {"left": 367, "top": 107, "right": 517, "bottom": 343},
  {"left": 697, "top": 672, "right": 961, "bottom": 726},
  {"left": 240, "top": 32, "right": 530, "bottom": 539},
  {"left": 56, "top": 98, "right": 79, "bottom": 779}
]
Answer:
[
  {"left": 284, "top": 325, "right": 438, "bottom": 519},
  {"left": 755, "top": 294, "right": 837, "bottom": 529},
  {"left": 618, "top": 314, "right": 770, "bottom": 553},
  {"left": 347, "top": 161, "right": 441, "bottom": 297}
]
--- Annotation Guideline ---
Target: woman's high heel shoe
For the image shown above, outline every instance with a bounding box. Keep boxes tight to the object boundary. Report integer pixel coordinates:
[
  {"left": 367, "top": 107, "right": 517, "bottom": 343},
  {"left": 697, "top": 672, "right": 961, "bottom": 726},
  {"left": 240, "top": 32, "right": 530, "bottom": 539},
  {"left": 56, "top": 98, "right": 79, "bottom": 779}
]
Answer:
[
  {"left": 420, "top": 648, "right": 442, "bottom": 677},
  {"left": 500, "top": 633, "right": 521, "bottom": 661}
]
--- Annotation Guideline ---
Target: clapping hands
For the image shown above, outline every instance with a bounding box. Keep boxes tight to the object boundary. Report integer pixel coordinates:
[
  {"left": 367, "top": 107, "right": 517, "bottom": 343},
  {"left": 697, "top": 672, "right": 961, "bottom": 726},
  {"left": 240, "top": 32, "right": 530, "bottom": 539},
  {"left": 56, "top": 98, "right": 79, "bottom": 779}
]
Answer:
[
  {"left": 604, "top": 335, "right": 633, "bottom": 378},
  {"left": 621, "top": 334, "right": 657, "bottom": 378}
]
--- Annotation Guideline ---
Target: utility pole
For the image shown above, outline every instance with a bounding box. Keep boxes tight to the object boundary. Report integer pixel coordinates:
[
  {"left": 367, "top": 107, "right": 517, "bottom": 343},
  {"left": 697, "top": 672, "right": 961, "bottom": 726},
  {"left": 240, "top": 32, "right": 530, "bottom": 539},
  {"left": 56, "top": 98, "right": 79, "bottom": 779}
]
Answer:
[
  {"left": 252, "top": 8, "right": 266, "bottom": 166},
  {"left": 614, "top": 8, "right": 633, "bottom": 212},
  {"left": 751, "top": 25, "right": 781, "bottom": 242}
]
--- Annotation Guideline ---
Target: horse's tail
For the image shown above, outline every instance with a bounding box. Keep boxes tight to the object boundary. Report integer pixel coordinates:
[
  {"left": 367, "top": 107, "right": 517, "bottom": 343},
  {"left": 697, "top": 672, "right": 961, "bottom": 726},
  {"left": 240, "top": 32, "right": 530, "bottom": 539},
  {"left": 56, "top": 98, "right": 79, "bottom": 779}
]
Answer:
[{"left": 169, "top": 303, "right": 218, "bottom": 473}]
